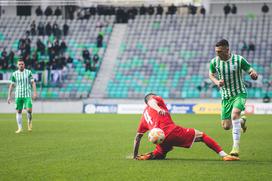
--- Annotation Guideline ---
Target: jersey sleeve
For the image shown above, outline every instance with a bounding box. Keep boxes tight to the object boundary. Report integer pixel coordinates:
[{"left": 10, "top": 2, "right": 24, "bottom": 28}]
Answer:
[
  {"left": 154, "top": 96, "right": 163, "bottom": 103},
  {"left": 209, "top": 59, "right": 216, "bottom": 74},
  {"left": 240, "top": 56, "right": 252, "bottom": 73},
  {"left": 10, "top": 73, "right": 16, "bottom": 84},
  {"left": 29, "top": 71, "right": 34, "bottom": 82},
  {"left": 137, "top": 115, "right": 149, "bottom": 134}
]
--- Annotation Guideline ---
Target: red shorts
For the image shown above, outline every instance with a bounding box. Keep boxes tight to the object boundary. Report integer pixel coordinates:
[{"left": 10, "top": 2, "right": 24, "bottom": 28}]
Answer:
[{"left": 153, "top": 126, "right": 196, "bottom": 157}]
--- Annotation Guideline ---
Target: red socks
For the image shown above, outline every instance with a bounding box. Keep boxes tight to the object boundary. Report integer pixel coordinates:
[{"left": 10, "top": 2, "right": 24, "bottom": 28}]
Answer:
[{"left": 202, "top": 133, "right": 222, "bottom": 153}]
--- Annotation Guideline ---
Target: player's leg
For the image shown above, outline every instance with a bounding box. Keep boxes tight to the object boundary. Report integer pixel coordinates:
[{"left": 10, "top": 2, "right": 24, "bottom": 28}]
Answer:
[
  {"left": 194, "top": 130, "right": 239, "bottom": 161},
  {"left": 15, "top": 98, "right": 23, "bottom": 133},
  {"left": 136, "top": 144, "right": 171, "bottom": 160},
  {"left": 230, "top": 94, "right": 247, "bottom": 156},
  {"left": 25, "top": 98, "right": 33, "bottom": 131},
  {"left": 221, "top": 99, "right": 232, "bottom": 130},
  {"left": 194, "top": 130, "right": 225, "bottom": 156}
]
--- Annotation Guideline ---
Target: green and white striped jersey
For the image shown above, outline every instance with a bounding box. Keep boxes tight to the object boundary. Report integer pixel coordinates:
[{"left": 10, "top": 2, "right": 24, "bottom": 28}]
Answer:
[
  {"left": 209, "top": 54, "right": 252, "bottom": 100},
  {"left": 10, "top": 69, "right": 34, "bottom": 98}
]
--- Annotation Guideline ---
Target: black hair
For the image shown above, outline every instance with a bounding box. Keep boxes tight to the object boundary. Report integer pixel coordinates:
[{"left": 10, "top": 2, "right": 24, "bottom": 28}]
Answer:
[
  {"left": 144, "top": 93, "right": 156, "bottom": 104},
  {"left": 215, "top": 39, "right": 229, "bottom": 47}
]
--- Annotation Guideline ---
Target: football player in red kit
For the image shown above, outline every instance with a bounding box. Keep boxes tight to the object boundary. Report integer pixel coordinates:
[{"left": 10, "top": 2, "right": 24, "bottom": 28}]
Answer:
[{"left": 133, "top": 93, "right": 240, "bottom": 161}]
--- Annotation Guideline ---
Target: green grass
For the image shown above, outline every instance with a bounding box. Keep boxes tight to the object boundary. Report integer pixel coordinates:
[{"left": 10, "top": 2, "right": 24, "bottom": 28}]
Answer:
[{"left": 0, "top": 114, "right": 271, "bottom": 181}]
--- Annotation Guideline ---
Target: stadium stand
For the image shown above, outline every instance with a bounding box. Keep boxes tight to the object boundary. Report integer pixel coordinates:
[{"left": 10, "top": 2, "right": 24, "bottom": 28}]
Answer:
[
  {"left": 107, "top": 14, "right": 271, "bottom": 99},
  {"left": 0, "top": 15, "right": 114, "bottom": 99}
]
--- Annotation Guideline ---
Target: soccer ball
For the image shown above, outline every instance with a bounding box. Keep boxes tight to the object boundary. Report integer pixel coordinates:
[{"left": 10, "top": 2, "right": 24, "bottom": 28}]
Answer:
[{"left": 148, "top": 128, "right": 165, "bottom": 144}]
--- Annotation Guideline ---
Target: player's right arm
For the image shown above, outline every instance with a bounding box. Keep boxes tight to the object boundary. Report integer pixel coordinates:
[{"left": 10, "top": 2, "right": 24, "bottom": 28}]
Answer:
[
  {"left": 133, "top": 133, "right": 143, "bottom": 159},
  {"left": 209, "top": 60, "right": 224, "bottom": 87},
  {"left": 7, "top": 83, "right": 14, "bottom": 104},
  {"left": 7, "top": 74, "right": 16, "bottom": 104},
  {"left": 147, "top": 98, "right": 167, "bottom": 115},
  {"left": 209, "top": 72, "right": 224, "bottom": 87}
]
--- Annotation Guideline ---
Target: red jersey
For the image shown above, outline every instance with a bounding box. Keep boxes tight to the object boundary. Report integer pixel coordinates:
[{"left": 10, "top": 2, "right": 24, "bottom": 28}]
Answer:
[{"left": 137, "top": 96, "right": 176, "bottom": 137}]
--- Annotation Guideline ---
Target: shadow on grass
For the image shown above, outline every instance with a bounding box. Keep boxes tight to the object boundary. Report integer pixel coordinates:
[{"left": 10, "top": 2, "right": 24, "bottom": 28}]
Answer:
[{"left": 162, "top": 157, "right": 272, "bottom": 164}]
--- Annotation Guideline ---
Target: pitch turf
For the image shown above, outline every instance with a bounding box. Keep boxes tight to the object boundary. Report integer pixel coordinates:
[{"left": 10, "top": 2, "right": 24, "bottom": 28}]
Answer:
[{"left": 0, "top": 114, "right": 271, "bottom": 181}]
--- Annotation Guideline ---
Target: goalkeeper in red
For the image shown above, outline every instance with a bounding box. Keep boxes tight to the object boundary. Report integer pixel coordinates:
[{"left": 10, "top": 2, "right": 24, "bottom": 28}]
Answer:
[{"left": 133, "top": 93, "right": 239, "bottom": 161}]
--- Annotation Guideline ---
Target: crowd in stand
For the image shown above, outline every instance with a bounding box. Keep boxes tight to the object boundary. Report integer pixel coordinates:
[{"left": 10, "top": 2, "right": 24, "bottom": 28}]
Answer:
[{"left": 29, "top": 20, "right": 69, "bottom": 37}]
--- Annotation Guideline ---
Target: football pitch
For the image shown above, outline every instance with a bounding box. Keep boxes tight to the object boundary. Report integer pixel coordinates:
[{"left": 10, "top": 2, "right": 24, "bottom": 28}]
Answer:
[{"left": 0, "top": 114, "right": 271, "bottom": 181}]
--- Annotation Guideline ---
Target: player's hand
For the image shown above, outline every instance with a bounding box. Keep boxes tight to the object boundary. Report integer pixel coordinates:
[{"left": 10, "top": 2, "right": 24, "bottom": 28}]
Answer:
[
  {"left": 249, "top": 70, "right": 258, "bottom": 80},
  {"left": 217, "top": 79, "right": 224, "bottom": 87},
  {"left": 33, "top": 92, "right": 37, "bottom": 100},
  {"left": 135, "top": 153, "right": 153, "bottom": 160},
  {"left": 158, "top": 109, "right": 167, "bottom": 116},
  {"left": 7, "top": 96, "right": 11, "bottom": 104}
]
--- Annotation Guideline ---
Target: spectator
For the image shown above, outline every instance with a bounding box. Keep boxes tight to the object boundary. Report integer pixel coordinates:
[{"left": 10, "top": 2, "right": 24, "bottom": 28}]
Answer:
[
  {"left": 157, "top": 5, "right": 163, "bottom": 15},
  {"left": 97, "top": 32, "right": 104, "bottom": 48},
  {"left": 147, "top": 5, "right": 155, "bottom": 15},
  {"left": 0, "top": 56, "right": 8, "bottom": 70},
  {"left": 52, "top": 21, "right": 61, "bottom": 38},
  {"left": 82, "top": 48, "right": 90, "bottom": 62},
  {"left": 8, "top": 50, "right": 15, "bottom": 66},
  {"left": 91, "top": 53, "right": 99, "bottom": 71},
  {"left": 116, "top": 8, "right": 126, "bottom": 23},
  {"left": 67, "top": 55, "right": 73, "bottom": 64},
  {"left": 89, "top": 6, "right": 96, "bottom": 15},
  {"left": 60, "top": 38, "right": 67, "bottom": 55},
  {"left": 35, "top": 6, "right": 43, "bottom": 16},
  {"left": 0, "top": 48, "right": 8, "bottom": 70},
  {"left": 30, "top": 20, "right": 36, "bottom": 36},
  {"left": 223, "top": 4, "right": 231, "bottom": 17},
  {"left": 25, "top": 40, "right": 31, "bottom": 57},
  {"left": 262, "top": 3, "right": 269, "bottom": 14},
  {"left": 140, "top": 5, "right": 147, "bottom": 15},
  {"left": 24, "top": 55, "right": 32, "bottom": 69},
  {"left": 45, "top": 22, "right": 52, "bottom": 36},
  {"left": 231, "top": 4, "right": 237, "bottom": 14},
  {"left": 44, "top": 6, "right": 53, "bottom": 16},
  {"left": 77, "top": 9, "right": 85, "bottom": 19},
  {"left": 36, "top": 38, "right": 46, "bottom": 55},
  {"left": 200, "top": 6, "right": 206, "bottom": 16},
  {"left": 50, "top": 58, "right": 62, "bottom": 84},
  {"left": 84, "top": 8, "right": 91, "bottom": 19},
  {"left": 92, "top": 53, "right": 99, "bottom": 65},
  {"left": 55, "top": 7, "right": 62, "bottom": 16},
  {"left": 47, "top": 40, "right": 53, "bottom": 58},
  {"left": 248, "top": 41, "right": 255, "bottom": 52},
  {"left": 66, "top": 55, "right": 73, "bottom": 69},
  {"left": 188, "top": 4, "right": 197, "bottom": 15},
  {"left": 82, "top": 48, "right": 91, "bottom": 71},
  {"left": 168, "top": 4, "right": 177, "bottom": 15},
  {"left": 67, "top": 6, "right": 76, "bottom": 20},
  {"left": 53, "top": 38, "right": 60, "bottom": 55},
  {"left": 63, "top": 22, "right": 69, "bottom": 36},
  {"left": 1, "top": 47, "right": 7, "bottom": 58},
  {"left": 52, "top": 21, "right": 58, "bottom": 35},
  {"left": 37, "top": 22, "right": 45, "bottom": 36},
  {"left": 32, "top": 51, "right": 38, "bottom": 64}
]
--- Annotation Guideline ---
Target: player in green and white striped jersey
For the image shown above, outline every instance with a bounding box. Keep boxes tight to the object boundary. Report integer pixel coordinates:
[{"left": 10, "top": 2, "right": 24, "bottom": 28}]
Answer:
[
  {"left": 209, "top": 39, "right": 258, "bottom": 157},
  {"left": 7, "top": 60, "right": 37, "bottom": 133}
]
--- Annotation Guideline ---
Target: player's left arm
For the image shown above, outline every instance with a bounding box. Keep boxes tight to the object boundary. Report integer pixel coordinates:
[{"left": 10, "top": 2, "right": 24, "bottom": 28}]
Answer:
[
  {"left": 133, "top": 133, "right": 143, "bottom": 159},
  {"left": 30, "top": 71, "right": 37, "bottom": 100},
  {"left": 32, "top": 80, "right": 37, "bottom": 100},
  {"left": 7, "top": 83, "right": 15, "bottom": 104},
  {"left": 241, "top": 57, "right": 258, "bottom": 80},
  {"left": 147, "top": 99, "right": 167, "bottom": 115}
]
